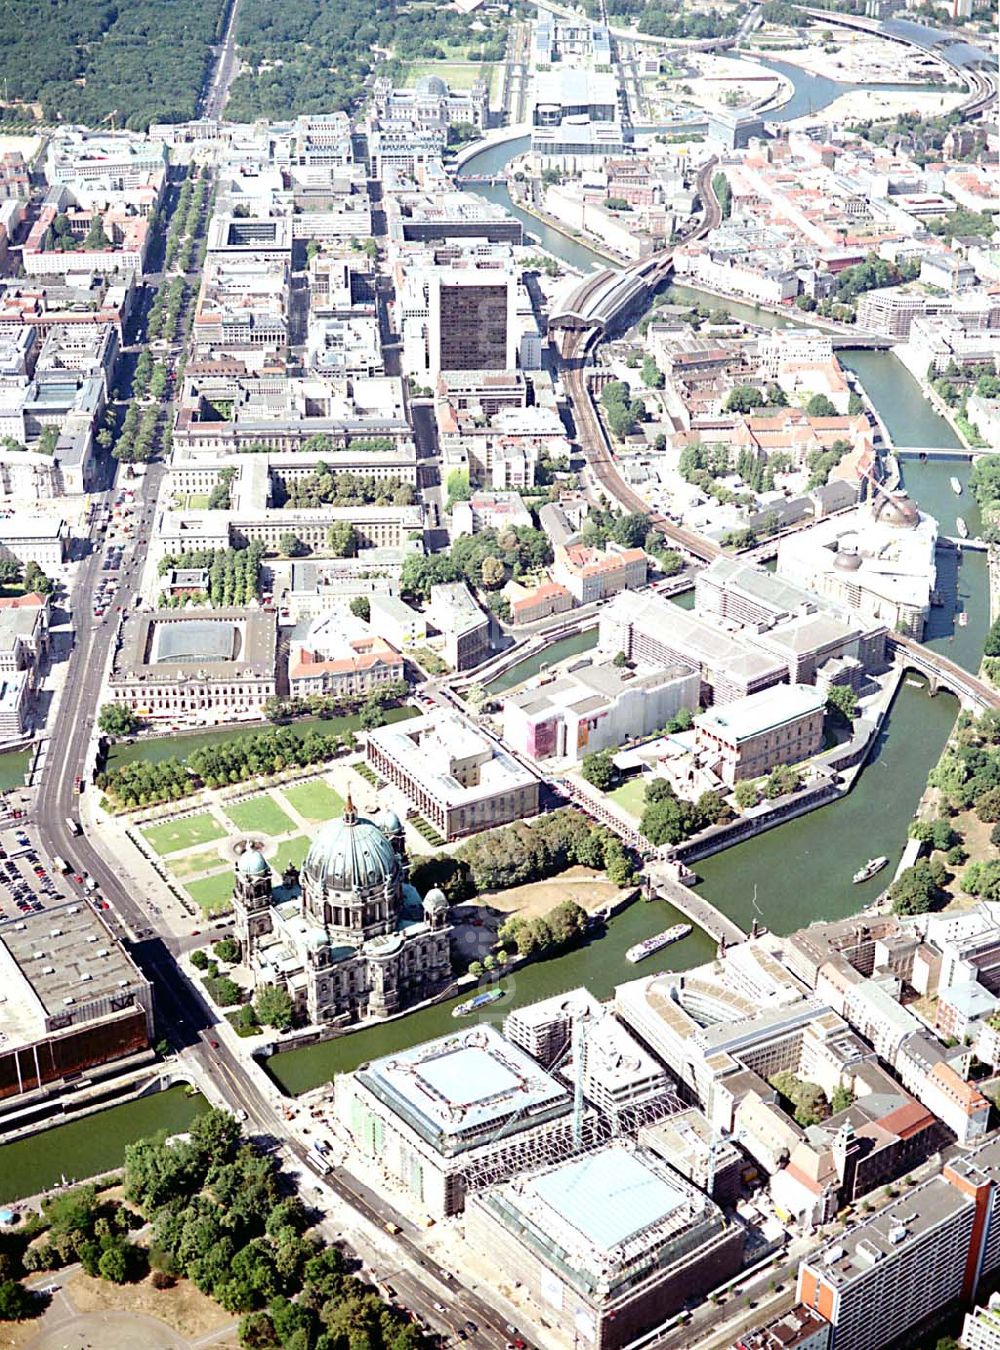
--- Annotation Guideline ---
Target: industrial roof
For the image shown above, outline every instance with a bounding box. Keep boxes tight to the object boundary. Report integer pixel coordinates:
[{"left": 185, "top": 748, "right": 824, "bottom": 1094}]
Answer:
[
  {"left": 357, "top": 1024, "right": 569, "bottom": 1151},
  {"left": 530, "top": 1147, "right": 685, "bottom": 1252},
  {"left": 152, "top": 619, "right": 239, "bottom": 664},
  {"left": 0, "top": 900, "right": 148, "bottom": 1049}
]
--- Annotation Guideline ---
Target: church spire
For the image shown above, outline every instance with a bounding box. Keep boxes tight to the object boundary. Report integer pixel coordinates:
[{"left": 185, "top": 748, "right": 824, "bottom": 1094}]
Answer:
[{"left": 343, "top": 788, "right": 357, "bottom": 825}]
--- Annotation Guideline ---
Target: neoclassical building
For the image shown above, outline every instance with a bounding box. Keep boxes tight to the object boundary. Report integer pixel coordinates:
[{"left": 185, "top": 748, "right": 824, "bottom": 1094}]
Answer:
[{"left": 232, "top": 793, "right": 453, "bottom": 1023}]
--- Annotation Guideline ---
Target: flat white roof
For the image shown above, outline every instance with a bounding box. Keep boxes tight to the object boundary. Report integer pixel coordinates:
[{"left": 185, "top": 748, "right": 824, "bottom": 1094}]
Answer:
[
  {"left": 357, "top": 1023, "right": 569, "bottom": 1147},
  {"left": 695, "top": 681, "right": 825, "bottom": 744}
]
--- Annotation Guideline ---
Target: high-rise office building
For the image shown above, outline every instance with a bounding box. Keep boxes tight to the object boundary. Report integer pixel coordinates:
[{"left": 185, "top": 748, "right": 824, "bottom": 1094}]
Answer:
[{"left": 425, "top": 263, "right": 517, "bottom": 376}]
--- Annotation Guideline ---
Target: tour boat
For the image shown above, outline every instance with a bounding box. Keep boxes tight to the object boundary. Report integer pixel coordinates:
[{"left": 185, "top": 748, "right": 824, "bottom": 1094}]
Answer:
[
  {"left": 853, "top": 856, "right": 888, "bottom": 885},
  {"left": 951, "top": 476, "right": 963, "bottom": 495},
  {"left": 956, "top": 516, "right": 969, "bottom": 539},
  {"left": 453, "top": 987, "right": 506, "bottom": 1018},
  {"left": 625, "top": 923, "right": 693, "bottom": 964}
]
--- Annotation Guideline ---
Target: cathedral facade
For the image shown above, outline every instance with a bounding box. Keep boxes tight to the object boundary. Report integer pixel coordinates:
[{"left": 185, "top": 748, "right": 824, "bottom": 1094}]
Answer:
[{"left": 232, "top": 793, "right": 453, "bottom": 1023}]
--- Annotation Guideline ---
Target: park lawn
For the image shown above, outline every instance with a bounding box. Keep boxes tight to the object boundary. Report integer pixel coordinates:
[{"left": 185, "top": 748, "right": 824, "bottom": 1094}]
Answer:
[
  {"left": 225, "top": 794, "right": 295, "bottom": 836},
  {"left": 282, "top": 779, "right": 344, "bottom": 824},
  {"left": 401, "top": 60, "right": 494, "bottom": 91},
  {"left": 141, "top": 812, "right": 226, "bottom": 856},
  {"left": 609, "top": 776, "right": 649, "bottom": 820},
  {"left": 168, "top": 846, "right": 227, "bottom": 880},
  {"left": 273, "top": 835, "right": 310, "bottom": 874},
  {"left": 185, "top": 870, "right": 236, "bottom": 913}
]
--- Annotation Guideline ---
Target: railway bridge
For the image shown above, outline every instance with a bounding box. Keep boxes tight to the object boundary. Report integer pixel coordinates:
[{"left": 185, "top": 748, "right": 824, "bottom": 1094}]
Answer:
[{"left": 888, "top": 634, "right": 1000, "bottom": 712}]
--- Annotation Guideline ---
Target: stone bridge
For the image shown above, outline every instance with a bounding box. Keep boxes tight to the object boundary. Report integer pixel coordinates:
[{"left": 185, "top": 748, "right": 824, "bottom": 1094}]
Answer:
[{"left": 888, "top": 634, "right": 1000, "bottom": 712}]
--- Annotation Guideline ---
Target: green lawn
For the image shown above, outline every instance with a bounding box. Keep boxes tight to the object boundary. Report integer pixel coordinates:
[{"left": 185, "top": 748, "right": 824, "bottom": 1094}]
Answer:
[
  {"left": 225, "top": 795, "right": 295, "bottom": 836},
  {"left": 273, "top": 836, "right": 310, "bottom": 875},
  {"left": 141, "top": 812, "right": 226, "bottom": 856},
  {"left": 281, "top": 780, "right": 344, "bottom": 825},
  {"left": 185, "top": 870, "right": 236, "bottom": 914},
  {"left": 0, "top": 748, "right": 29, "bottom": 792},
  {"left": 168, "top": 846, "right": 227, "bottom": 880},
  {"left": 401, "top": 60, "right": 494, "bottom": 92},
  {"left": 609, "top": 776, "right": 649, "bottom": 820}
]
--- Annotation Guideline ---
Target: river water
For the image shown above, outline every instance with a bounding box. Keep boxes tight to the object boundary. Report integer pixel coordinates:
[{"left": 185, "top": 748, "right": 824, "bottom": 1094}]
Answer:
[{"left": 0, "top": 1086, "right": 207, "bottom": 1205}]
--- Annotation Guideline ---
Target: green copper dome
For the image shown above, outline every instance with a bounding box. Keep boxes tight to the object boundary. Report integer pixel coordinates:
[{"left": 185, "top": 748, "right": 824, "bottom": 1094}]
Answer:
[
  {"left": 302, "top": 795, "right": 399, "bottom": 894},
  {"left": 239, "top": 847, "right": 270, "bottom": 877}
]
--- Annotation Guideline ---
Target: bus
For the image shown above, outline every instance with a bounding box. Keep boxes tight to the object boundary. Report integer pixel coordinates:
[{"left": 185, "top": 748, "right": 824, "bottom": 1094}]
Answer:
[
  {"left": 53, "top": 855, "right": 71, "bottom": 873},
  {"left": 66, "top": 817, "right": 81, "bottom": 836},
  {"left": 307, "top": 1147, "right": 332, "bottom": 1176}
]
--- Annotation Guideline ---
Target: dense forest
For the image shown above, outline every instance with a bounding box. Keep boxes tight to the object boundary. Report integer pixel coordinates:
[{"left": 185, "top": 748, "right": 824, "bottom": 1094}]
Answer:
[
  {"left": 0, "top": 0, "right": 505, "bottom": 128},
  {"left": 0, "top": 0, "right": 228, "bottom": 129}
]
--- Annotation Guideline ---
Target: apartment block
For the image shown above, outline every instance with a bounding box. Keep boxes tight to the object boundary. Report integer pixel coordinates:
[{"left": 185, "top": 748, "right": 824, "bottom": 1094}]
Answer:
[{"left": 797, "top": 1142, "right": 1000, "bottom": 1350}]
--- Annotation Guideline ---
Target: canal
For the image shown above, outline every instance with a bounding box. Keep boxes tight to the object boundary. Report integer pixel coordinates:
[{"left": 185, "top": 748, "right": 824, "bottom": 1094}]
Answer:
[
  {"left": 0, "top": 1085, "right": 207, "bottom": 1205},
  {"left": 486, "top": 628, "right": 598, "bottom": 695}
]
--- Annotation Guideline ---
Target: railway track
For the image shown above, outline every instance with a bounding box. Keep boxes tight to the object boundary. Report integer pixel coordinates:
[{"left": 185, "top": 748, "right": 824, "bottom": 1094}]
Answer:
[{"left": 559, "top": 160, "right": 724, "bottom": 564}]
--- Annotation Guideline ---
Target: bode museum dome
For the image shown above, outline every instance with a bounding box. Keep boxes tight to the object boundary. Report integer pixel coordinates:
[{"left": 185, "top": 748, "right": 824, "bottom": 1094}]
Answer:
[{"left": 232, "top": 793, "right": 453, "bottom": 1024}]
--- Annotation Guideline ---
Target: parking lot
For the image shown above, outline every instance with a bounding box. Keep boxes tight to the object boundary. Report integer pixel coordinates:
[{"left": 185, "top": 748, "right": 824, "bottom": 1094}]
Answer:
[{"left": 0, "top": 807, "right": 109, "bottom": 927}]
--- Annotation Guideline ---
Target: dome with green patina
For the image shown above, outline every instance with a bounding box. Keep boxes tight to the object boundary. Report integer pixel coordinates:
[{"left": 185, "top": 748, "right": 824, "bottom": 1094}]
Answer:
[
  {"left": 301, "top": 795, "right": 400, "bottom": 896},
  {"left": 238, "top": 847, "right": 270, "bottom": 877}
]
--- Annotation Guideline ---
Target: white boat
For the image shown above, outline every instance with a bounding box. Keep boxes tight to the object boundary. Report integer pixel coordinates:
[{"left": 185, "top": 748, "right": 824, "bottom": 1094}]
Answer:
[
  {"left": 453, "top": 987, "right": 505, "bottom": 1018},
  {"left": 626, "top": 923, "right": 692, "bottom": 964},
  {"left": 951, "top": 476, "right": 963, "bottom": 495},
  {"left": 956, "top": 516, "right": 969, "bottom": 539},
  {"left": 958, "top": 611, "right": 969, "bottom": 627},
  {"left": 853, "top": 856, "right": 888, "bottom": 884}
]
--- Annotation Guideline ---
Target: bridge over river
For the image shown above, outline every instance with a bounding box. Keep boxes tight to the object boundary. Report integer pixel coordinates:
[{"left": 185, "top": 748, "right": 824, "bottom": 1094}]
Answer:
[{"left": 888, "top": 634, "right": 1000, "bottom": 711}]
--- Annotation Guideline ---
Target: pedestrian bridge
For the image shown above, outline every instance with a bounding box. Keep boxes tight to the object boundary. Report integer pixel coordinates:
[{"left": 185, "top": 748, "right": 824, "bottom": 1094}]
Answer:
[{"left": 888, "top": 634, "right": 1000, "bottom": 712}]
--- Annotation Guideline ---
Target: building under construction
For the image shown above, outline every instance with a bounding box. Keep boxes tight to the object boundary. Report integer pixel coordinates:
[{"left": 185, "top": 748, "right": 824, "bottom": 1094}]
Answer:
[
  {"left": 466, "top": 1140, "right": 745, "bottom": 1350},
  {"left": 335, "top": 998, "right": 687, "bottom": 1216}
]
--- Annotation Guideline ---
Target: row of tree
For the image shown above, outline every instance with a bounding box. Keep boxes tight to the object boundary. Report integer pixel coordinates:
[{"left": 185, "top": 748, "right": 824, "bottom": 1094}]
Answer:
[
  {"left": 157, "top": 543, "right": 264, "bottom": 608},
  {"left": 113, "top": 402, "right": 161, "bottom": 464},
  {"left": 97, "top": 724, "right": 348, "bottom": 808},
  {"left": 147, "top": 278, "right": 188, "bottom": 344},
  {"left": 264, "top": 684, "right": 408, "bottom": 727}
]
